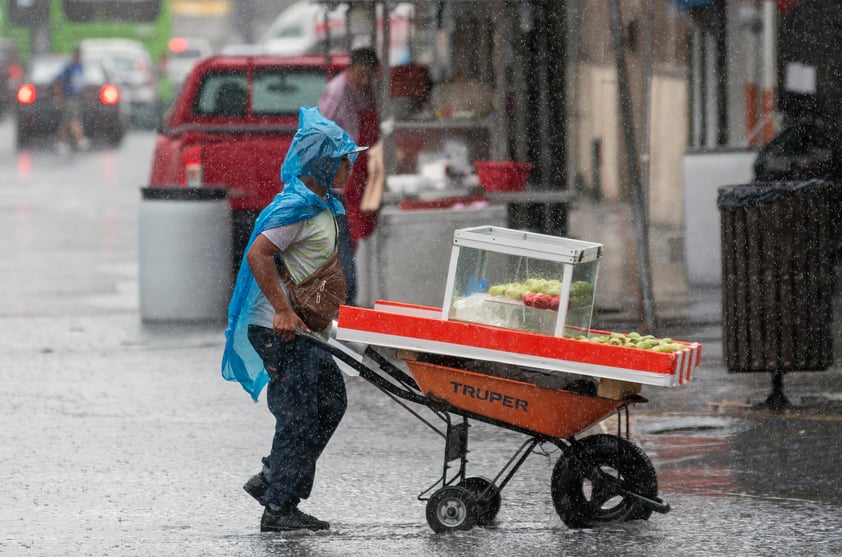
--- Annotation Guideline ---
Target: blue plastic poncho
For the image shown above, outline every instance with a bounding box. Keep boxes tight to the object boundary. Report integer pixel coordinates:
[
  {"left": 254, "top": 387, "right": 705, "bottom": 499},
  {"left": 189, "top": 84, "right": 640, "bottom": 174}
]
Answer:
[{"left": 221, "top": 107, "right": 362, "bottom": 401}]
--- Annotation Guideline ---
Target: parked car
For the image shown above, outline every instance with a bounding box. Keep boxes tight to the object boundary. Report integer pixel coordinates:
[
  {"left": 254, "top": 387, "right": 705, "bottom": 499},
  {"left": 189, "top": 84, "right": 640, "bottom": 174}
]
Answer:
[
  {"left": 165, "top": 37, "right": 213, "bottom": 92},
  {"left": 258, "top": 1, "right": 413, "bottom": 64},
  {"left": 149, "top": 54, "right": 347, "bottom": 265},
  {"left": 15, "top": 54, "right": 126, "bottom": 149},
  {"left": 0, "top": 39, "right": 23, "bottom": 117},
  {"left": 80, "top": 38, "right": 159, "bottom": 128},
  {"left": 219, "top": 43, "right": 265, "bottom": 56},
  {"left": 259, "top": 1, "right": 348, "bottom": 56}
]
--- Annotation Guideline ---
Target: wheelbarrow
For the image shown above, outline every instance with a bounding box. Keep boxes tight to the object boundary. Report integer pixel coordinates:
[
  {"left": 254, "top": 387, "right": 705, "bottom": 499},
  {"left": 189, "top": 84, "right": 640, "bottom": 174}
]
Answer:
[{"left": 303, "top": 331, "right": 675, "bottom": 532}]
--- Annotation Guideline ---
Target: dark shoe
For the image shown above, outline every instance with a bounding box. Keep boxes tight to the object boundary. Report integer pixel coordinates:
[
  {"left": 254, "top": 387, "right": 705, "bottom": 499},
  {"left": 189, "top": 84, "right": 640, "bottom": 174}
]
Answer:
[
  {"left": 260, "top": 506, "right": 330, "bottom": 532},
  {"left": 243, "top": 472, "right": 268, "bottom": 502}
]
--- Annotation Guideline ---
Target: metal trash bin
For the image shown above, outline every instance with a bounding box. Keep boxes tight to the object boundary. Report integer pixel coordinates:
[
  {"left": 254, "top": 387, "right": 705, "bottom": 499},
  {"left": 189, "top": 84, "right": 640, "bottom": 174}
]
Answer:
[
  {"left": 139, "top": 187, "right": 232, "bottom": 322},
  {"left": 717, "top": 180, "right": 835, "bottom": 373}
]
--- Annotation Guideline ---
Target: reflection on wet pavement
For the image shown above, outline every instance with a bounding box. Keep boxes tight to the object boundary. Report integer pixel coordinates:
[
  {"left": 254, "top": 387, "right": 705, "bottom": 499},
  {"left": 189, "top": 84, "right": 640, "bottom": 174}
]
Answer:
[{"left": 638, "top": 414, "right": 842, "bottom": 506}]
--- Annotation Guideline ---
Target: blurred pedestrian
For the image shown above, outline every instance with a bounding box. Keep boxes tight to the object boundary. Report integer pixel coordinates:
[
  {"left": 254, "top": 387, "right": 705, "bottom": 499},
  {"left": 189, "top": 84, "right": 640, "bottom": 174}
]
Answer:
[
  {"left": 55, "top": 46, "right": 89, "bottom": 153},
  {"left": 319, "top": 46, "right": 383, "bottom": 306},
  {"left": 222, "top": 107, "right": 367, "bottom": 533}
]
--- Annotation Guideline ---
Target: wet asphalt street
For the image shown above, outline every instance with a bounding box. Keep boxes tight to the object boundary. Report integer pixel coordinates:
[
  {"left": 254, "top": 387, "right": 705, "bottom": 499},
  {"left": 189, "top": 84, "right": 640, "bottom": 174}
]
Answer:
[{"left": 2, "top": 120, "right": 842, "bottom": 556}]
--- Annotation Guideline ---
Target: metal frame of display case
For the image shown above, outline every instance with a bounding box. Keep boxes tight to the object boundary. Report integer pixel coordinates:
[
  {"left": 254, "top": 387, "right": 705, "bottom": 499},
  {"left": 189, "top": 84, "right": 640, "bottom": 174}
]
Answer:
[{"left": 441, "top": 225, "right": 603, "bottom": 337}]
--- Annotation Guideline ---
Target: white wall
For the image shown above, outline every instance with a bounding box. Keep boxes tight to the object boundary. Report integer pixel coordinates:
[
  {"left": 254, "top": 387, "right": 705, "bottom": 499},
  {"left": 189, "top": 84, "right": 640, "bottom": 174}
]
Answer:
[
  {"left": 682, "top": 150, "right": 757, "bottom": 287},
  {"left": 575, "top": 65, "right": 689, "bottom": 228}
]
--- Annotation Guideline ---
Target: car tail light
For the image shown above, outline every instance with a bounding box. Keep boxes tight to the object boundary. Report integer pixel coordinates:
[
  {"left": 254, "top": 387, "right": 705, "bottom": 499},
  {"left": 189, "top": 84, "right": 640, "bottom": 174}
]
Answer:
[
  {"left": 9, "top": 63, "right": 23, "bottom": 82},
  {"left": 17, "top": 84, "right": 36, "bottom": 104},
  {"left": 100, "top": 84, "right": 120, "bottom": 105},
  {"left": 182, "top": 145, "right": 203, "bottom": 187},
  {"left": 169, "top": 37, "right": 188, "bottom": 53}
]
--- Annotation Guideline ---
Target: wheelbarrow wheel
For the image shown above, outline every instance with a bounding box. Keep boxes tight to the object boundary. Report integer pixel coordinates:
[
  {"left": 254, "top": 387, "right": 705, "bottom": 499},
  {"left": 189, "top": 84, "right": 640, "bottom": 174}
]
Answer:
[
  {"left": 426, "top": 486, "right": 477, "bottom": 533},
  {"left": 550, "top": 434, "right": 658, "bottom": 529},
  {"left": 459, "top": 476, "right": 501, "bottom": 526}
]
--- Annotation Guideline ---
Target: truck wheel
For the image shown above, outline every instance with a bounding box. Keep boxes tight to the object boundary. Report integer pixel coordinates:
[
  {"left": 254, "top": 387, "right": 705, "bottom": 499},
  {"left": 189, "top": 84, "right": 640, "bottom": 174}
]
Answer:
[
  {"left": 231, "top": 210, "right": 259, "bottom": 272},
  {"left": 425, "top": 486, "right": 477, "bottom": 533},
  {"left": 550, "top": 434, "right": 658, "bottom": 528},
  {"left": 107, "top": 127, "right": 124, "bottom": 147}
]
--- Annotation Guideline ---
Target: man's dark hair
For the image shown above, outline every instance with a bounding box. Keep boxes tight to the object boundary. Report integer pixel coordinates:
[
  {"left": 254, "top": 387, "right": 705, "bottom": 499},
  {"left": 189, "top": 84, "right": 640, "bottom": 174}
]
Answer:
[{"left": 350, "top": 47, "right": 378, "bottom": 68}]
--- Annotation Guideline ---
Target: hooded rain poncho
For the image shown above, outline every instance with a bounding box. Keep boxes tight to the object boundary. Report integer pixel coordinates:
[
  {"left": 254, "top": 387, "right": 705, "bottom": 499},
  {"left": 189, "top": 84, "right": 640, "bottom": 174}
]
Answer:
[{"left": 221, "top": 107, "right": 362, "bottom": 401}]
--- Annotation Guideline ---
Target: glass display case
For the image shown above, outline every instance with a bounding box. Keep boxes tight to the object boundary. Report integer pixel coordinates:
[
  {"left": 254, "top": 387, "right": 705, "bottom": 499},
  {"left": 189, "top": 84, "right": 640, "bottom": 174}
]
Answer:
[{"left": 442, "top": 226, "right": 603, "bottom": 338}]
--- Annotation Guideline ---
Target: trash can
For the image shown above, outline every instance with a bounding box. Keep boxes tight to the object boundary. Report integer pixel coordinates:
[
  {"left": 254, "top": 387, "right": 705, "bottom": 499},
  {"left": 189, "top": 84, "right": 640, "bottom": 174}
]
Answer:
[
  {"left": 139, "top": 187, "right": 232, "bottom": 322},
  {"left": 717, "top": 179, "right": 835, "bottom": 373}
]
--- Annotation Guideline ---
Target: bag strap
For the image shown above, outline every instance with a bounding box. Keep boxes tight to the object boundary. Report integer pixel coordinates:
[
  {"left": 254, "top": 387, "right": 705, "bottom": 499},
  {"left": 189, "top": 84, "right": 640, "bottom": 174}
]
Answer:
[
  {"left": 273, "top": 254, "right": 294, "bottom": 285},
  {"left": 272, "top": 212, "right": 339, "bottom": 286}
]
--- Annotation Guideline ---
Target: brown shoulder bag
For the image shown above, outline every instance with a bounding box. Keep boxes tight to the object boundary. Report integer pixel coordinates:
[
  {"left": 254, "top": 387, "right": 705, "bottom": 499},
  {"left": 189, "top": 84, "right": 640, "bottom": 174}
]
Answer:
[{"left": 274, "top": 219, "right": 348, "bottom": 332}]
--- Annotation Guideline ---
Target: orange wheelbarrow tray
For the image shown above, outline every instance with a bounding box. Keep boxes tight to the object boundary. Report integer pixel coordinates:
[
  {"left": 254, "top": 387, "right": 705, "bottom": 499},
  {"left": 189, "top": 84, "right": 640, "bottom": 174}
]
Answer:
[{"left": 400, "top": 357, "right": 626, "bottom": 439}]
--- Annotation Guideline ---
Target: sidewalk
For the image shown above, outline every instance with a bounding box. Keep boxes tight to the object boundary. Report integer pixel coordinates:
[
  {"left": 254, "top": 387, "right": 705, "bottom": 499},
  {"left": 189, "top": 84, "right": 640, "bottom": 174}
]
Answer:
[{"left": 566, "top": 197, "right": 842, "bottom": 417}]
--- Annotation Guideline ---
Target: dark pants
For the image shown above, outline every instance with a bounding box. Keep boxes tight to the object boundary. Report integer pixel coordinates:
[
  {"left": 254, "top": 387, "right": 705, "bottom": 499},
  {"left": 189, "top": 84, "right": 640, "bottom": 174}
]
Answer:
[{"left": 247, "top": 325, "right": 347, "bottom": 510}]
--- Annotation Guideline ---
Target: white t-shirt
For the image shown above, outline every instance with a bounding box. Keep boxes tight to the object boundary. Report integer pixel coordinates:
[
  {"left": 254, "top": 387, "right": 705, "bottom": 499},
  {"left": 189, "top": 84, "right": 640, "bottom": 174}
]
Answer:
[{"left": 248, "top": 209, "right": 337, "bottom": 328}]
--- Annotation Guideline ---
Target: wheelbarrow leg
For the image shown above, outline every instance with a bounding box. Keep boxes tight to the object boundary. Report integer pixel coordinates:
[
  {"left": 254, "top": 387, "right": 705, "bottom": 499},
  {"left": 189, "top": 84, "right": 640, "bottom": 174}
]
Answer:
[{"left": 444, "top": 416, "right": 470, "bottom": 478}]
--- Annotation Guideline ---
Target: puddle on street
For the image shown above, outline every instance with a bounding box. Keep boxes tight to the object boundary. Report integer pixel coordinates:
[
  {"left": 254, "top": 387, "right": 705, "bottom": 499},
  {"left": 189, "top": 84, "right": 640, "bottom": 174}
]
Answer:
[{"left": 635, "top": 414, "right": 842, "bottom": 506}]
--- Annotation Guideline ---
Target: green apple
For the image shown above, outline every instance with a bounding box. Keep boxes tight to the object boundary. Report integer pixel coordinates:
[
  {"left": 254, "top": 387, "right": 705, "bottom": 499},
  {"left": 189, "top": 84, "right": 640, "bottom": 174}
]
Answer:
[
  {"left": 506, "top": 286, "right": 527, "bottom": 300},
  {"left": 489, "top": 285, "right": 507, "bottom": 296}
]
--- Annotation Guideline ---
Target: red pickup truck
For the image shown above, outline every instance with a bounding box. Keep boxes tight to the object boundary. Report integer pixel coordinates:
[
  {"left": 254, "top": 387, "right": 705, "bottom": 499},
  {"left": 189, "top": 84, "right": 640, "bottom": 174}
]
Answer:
[{"left": 148, "top": 54, "right": 347, "bottom": 264}]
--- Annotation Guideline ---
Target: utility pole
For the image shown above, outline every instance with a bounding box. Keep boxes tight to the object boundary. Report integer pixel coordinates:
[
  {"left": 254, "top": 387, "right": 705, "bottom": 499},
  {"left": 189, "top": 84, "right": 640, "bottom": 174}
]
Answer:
[{"left": 607, "top": 0, "right": 657, "bottom": 332}]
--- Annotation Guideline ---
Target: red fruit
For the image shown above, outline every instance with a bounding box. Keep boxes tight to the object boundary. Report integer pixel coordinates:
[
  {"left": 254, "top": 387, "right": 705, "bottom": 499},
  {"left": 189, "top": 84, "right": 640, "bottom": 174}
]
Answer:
[
  {"left": 532, "top": 293, "right": 552, "bottom": 309},
  {"left": 550, "top": 295, "right": 560, "bottom": 310}
]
